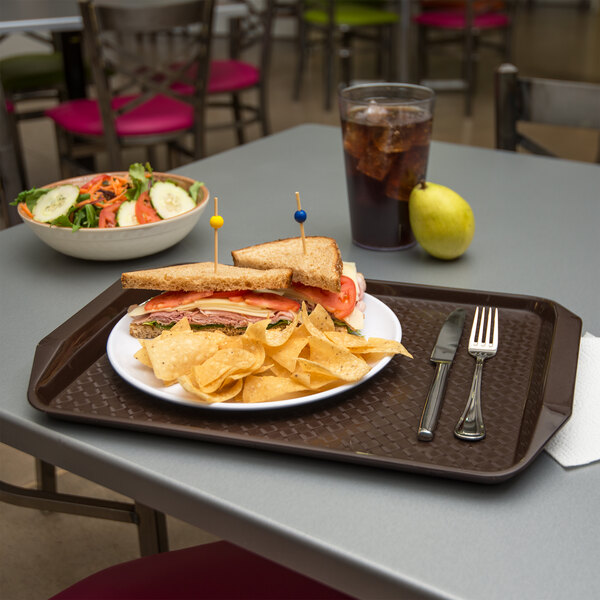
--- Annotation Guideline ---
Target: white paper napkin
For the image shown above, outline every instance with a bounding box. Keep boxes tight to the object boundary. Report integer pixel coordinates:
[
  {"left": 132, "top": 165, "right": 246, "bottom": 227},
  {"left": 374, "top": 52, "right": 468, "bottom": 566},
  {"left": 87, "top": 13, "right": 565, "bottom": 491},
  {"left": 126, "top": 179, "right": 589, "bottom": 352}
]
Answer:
[{"left": 545, "top": 332, "right": 600, "bottom": 468}]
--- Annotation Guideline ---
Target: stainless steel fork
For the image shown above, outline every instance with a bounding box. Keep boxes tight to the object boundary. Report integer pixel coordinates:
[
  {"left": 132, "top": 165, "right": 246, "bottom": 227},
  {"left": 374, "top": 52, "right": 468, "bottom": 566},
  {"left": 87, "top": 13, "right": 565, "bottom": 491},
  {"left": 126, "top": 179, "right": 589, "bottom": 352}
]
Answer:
[{"left": 454, "top": 307, "right": 498, "bottom": 441}]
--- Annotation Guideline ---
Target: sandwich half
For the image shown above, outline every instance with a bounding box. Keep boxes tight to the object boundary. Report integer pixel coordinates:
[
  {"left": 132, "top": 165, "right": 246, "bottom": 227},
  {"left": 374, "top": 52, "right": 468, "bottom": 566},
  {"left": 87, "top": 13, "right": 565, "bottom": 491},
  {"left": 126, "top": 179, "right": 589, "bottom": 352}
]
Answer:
[
  {"left": 122, "top": 262, "right": 298, "bottom": 339},
  {"left": 232, "top": 236, "right": 366, "bottom": 332}
]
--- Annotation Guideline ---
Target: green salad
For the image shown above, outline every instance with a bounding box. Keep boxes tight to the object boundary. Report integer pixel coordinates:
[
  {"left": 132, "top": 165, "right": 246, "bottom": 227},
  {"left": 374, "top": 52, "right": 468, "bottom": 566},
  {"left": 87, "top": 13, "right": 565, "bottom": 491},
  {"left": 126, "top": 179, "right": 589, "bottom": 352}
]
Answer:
[{"left": 11, "top": 162, "right": 204, "bottom": 231}]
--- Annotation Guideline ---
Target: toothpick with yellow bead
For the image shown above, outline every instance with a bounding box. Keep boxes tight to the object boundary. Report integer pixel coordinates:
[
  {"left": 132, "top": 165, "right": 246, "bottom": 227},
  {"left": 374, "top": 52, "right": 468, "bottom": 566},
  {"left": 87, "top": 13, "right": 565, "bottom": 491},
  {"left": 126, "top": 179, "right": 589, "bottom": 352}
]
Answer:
[
  {"left": 294, "top": 191, "right": 307, "bottom": 254},
  {"left": 209, "top": 197, "right": 223, "bottom": 274}
]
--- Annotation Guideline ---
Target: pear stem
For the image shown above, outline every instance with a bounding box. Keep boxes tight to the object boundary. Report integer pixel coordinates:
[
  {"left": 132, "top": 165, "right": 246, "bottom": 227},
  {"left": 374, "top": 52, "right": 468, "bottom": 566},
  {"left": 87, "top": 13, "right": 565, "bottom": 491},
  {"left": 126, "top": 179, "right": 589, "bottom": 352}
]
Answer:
[{"left": 418, "top": 180, "right": 427, "bottom": 190}]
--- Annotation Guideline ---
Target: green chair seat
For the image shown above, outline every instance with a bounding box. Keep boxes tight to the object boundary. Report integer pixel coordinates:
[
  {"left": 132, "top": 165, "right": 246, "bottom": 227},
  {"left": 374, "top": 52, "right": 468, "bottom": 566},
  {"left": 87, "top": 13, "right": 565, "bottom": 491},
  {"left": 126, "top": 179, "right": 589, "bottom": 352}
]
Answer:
[
  {"left": 304, "top": 5, "right": 399, "bottom": 27},
  {"left": 0, "top": 52, "right": 64, "bottom": 93}
]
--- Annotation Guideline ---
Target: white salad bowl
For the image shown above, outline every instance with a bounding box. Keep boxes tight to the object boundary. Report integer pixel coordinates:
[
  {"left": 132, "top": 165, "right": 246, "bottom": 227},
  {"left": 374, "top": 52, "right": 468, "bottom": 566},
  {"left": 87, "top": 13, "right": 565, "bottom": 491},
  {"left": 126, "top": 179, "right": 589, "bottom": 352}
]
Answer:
[{"left": 17, "top": 172, "right": 210, "bottom": 261}]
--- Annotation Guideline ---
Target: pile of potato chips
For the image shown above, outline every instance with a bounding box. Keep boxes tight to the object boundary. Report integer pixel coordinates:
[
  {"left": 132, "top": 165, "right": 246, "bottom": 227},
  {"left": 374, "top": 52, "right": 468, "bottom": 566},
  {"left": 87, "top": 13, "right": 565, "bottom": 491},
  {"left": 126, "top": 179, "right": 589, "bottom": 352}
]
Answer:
[{"left": 134, "top": 303, "right": 412, "bottom": 404}]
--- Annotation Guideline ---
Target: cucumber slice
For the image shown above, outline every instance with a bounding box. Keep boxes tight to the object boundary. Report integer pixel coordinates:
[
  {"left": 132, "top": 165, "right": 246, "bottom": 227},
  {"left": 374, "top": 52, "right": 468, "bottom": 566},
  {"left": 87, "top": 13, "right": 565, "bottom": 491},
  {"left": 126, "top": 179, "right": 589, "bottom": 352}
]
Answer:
[
  {"left": 32, "top": 185, "right": 79, "bottom": 223},
  {"left": 149, "top": 181, "right": 195, "bottom": 219},
  {"left": 116, "top": 200, "right": 139, "bottom": 227}
]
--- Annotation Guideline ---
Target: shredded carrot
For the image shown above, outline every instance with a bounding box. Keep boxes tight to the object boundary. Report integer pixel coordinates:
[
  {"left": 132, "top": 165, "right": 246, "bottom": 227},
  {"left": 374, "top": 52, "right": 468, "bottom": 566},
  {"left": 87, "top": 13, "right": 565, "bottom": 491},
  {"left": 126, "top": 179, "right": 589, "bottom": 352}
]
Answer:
[
  {"left": 75, "top": 174, "right": 131, "bottom": 211},
  {"left": 74, "top": 199, "right": 94, "bottom": 209},
  {"left": 80, "top": 174, "right": 108, "bottom": 193},
  {"left": 20, "top": 204, "right": 34, "bottom": 219}
]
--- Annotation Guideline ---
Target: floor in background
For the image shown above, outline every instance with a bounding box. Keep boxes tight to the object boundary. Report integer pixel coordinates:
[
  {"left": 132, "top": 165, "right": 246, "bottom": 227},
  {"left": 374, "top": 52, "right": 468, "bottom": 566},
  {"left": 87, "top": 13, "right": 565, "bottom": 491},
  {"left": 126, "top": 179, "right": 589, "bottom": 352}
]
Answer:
[{"left": 1, "top": 6, "right": 599, "bottom": 599}]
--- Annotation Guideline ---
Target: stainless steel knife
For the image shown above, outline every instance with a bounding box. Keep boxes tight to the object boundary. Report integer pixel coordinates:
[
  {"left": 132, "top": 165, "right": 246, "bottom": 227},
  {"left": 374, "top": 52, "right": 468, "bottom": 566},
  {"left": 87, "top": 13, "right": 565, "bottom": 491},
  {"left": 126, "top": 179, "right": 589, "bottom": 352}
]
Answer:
[{"left": 417, "top": 308, "right": 466, "bottom": 441}]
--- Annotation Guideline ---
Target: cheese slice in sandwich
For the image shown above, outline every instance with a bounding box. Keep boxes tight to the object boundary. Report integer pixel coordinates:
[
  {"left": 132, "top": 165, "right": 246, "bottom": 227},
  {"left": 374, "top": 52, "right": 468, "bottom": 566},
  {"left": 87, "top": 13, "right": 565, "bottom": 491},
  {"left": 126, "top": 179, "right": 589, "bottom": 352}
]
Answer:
[
  {"left": 122, "top": 262, "right": 297, "bottom": 339},
  {"left": 232, "top": 237, "right": 366, "bottom": 333}
]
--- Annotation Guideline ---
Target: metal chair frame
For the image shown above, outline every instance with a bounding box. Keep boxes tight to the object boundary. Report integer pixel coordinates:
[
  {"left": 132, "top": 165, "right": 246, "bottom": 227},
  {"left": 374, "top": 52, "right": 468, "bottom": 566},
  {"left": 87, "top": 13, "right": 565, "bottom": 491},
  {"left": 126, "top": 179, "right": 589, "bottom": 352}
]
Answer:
[
  {"left": 416, "top": 0, "right": 515, "bottom": 115},
  {"left": 0, "top": 33, "right": 66, "bottom": 187},
  {"left": 208, "top": 0, "right": 276, "bottom": 144},
  {"left": 294, "top": 0, "right": 397, "bottom": 111},
  {"left": 495, "top": 63, "right": 600, "bottom": 161}
]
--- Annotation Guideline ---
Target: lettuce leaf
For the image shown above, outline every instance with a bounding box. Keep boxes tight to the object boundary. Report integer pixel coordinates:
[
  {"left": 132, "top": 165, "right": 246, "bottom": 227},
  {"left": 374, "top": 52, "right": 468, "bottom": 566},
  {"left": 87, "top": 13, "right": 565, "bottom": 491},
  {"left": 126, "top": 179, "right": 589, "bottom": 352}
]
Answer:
[
  {"left": 126, "top": 162, "right": 152, "bottom": 202},
  {"left": 188, "top": 181, "right": 204, "bottom": 203},
  {"left": 10, "top": 188, "right": 49, "bottom": 212}
]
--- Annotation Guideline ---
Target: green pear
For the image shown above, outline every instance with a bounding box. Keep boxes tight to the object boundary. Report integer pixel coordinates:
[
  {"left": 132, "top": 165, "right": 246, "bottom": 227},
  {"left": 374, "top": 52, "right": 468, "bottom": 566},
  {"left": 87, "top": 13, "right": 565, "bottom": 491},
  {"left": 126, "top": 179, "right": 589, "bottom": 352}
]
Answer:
[{"left": 409, "top": 182, "right": 475, "bottom": 260}]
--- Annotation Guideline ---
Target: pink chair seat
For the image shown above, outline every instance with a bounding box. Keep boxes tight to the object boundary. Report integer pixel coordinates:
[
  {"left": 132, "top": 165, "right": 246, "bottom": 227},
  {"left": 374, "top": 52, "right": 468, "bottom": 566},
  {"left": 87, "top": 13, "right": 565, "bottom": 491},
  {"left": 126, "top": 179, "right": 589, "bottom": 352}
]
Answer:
[
  {"left": 6, "top": 100, "right": 14, "bottom": 113},
  {"left": 49, "top": 541, "right": 354, "bottom": 600},
  {"left": 413, "top": 11, "right": 510, "bottom": 29},
  {"left": 171, "top": 60, "right": 260, "bottom": 96},
  {"left": 208, "top": 59, "right": 260, "bottom": 93},
  {"left": 45, "top": 94, "right": 193, "bottom": 137}
]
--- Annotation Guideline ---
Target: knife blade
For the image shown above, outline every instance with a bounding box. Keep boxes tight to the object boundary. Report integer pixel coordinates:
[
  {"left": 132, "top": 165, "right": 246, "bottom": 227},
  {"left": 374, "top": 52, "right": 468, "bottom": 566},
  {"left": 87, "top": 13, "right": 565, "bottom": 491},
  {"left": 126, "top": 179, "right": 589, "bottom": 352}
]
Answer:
[{"left": 417, "top": 308, "right": 466, "bottom": 441}]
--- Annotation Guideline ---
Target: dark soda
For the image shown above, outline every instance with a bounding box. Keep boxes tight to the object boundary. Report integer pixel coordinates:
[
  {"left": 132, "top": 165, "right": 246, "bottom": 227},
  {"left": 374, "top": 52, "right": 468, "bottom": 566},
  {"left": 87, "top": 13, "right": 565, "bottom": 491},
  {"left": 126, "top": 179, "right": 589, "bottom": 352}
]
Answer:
[{"left": 342, "top": 104, "right": 433, "bottom": 250}]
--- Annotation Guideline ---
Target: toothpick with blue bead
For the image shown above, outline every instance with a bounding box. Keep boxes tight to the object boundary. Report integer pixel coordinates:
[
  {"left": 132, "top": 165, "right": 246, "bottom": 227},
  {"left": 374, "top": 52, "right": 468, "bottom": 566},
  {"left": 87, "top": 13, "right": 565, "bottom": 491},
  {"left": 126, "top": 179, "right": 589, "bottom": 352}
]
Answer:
[
  {"left": 209, "top": 196, "right": 223, "bottom": 274},
  {"left": 294, "top": 191, "right": 307, "bottom": 254}
]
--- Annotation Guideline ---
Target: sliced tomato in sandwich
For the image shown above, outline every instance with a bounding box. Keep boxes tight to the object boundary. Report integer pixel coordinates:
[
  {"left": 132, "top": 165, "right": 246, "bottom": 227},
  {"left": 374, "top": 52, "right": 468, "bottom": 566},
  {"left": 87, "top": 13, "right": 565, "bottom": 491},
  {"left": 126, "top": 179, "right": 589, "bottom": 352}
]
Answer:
[
  {"left": 210, "top": 290, "right": 249, "bottom": 302},
  {"left": 143, "top": 289, "right": 299, "bottom": 313},
  {"left": 292, "top": 275, "right": 356, "bottom": 319},
  {"left": 145, "top": 290, "right": 213, "bottom": 311},
  {"left": 243, "top": 292, "right": 300, "bottom": 312}
]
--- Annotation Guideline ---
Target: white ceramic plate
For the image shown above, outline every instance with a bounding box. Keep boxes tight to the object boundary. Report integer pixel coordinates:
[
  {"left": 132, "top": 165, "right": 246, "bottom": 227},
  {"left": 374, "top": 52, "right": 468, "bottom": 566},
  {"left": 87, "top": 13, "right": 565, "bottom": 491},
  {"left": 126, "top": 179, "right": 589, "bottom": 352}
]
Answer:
[{"left": 106, "top": 293, "right": 402, "bottom": 411}]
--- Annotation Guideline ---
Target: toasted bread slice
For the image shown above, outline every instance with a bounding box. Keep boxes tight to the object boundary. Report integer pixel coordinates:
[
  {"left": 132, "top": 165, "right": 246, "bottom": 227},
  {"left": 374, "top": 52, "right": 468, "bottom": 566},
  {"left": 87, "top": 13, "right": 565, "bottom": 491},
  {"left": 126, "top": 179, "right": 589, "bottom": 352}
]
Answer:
[
  {"left": 129, "top": 322, "right": 247, "bottom": 339},
  {"left": 121, "top": 263, "right": 292, "bottom": 292},
  {"left": 231, "top": 237, "right": 342, "bottom": 292}
]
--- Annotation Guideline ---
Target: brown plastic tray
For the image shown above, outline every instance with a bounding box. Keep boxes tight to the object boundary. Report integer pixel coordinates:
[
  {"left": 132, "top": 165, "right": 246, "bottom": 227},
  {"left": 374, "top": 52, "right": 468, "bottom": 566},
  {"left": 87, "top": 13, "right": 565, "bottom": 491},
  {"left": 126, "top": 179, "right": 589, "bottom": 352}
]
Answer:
[{"left": 27, "top": 279, "right": 581, "bottom": 483}]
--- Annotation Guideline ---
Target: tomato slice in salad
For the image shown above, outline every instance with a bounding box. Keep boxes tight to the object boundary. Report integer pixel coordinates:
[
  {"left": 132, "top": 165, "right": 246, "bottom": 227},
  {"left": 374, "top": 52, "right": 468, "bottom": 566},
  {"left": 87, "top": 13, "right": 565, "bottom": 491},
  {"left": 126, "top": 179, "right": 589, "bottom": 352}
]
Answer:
[
  {"left": 243, "top": 292, "right": 300, "bottom": 312},
  {"left": 98, "top": 202, "right": 122, "bottom": 228},
  {"left": 292, "top": 275, "right": 357, "bottom": 319},
  {"left": 135, "top": 191, "right": 160, "bottom": 224},
  {"left": 144, "top": 290, "right": 213, "bottom": 311}
]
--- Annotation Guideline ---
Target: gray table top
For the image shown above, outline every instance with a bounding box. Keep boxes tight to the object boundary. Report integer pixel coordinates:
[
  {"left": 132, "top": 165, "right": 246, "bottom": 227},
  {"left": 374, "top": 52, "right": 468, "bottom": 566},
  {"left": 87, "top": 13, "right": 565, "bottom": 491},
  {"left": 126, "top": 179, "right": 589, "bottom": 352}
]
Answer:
[{"left": 1, "top": 125, "right": 599, "bottom": 599}]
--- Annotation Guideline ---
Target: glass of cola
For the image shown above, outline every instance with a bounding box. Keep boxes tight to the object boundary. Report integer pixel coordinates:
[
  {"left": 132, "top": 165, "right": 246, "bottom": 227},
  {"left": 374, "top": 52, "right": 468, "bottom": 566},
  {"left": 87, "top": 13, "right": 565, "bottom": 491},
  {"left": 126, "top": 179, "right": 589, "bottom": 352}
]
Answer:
[{"left": 339, "top": 83, "right": 435, "bottom": 250}]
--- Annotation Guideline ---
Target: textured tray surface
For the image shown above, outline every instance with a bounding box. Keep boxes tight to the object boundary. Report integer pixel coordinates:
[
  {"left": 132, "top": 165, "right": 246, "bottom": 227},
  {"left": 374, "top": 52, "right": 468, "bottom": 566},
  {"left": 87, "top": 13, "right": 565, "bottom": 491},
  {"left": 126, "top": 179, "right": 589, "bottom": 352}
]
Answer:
[{"left": 29, "top": 280, "right": 580, "bottom": 482}]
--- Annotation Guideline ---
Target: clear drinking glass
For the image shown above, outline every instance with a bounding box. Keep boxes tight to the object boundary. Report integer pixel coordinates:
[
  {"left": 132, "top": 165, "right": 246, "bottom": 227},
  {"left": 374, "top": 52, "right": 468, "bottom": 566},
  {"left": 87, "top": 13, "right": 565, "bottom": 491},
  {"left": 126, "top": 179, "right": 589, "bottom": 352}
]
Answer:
[{"left": 339, "top": 83, "right": 435, "bottom": 250}]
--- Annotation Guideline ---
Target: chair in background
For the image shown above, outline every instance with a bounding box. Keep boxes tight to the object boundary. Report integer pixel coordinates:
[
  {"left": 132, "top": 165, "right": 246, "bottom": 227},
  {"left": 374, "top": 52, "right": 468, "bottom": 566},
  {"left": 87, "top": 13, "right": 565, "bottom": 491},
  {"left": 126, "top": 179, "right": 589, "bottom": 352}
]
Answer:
[
  {"left": 46, "top": 0, "right": 215, "bottom": 176},
  {"left": 495, "top": 63, "right": 600, "bottom": 162},
  {"left": 50, "top": 541, "right": 354, "bottom": 600},
  {"left": 0, "top": 33, "right": 66, "bottom": 186},
  {"left": 414, "top": 0, "right": 514, "bottom": 115},
  {"left": 294, "top": 1, "right": 399, "bottom": 110},
  {"left": 205, "top": 0, "right": 276, "bottom": 145}
]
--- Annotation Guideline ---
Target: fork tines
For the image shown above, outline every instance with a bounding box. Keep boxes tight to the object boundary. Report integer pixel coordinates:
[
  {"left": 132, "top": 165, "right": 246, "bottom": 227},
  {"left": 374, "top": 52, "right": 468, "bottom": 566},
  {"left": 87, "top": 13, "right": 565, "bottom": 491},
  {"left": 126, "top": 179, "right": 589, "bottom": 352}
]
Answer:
[{"left": 470, "top": 306, "right": 498, "bottom": 350}]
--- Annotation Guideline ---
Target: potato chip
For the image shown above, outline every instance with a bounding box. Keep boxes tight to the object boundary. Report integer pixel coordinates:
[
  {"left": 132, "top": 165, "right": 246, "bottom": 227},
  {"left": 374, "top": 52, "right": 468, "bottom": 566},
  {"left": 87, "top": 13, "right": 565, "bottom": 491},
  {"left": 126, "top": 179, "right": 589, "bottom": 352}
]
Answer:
[
  {"left": 266, "top": 334, "right": 308, "bottom": 372},
  {"left": 144, "top": 331, "right": 224, "bottom": 381},
  {"left": 190, "top": 347, "right": 262, "bottom": 393},
  {"left": 300, "top": 302, "right": 329, "bottom": 340},
  {"left": 306, "top": 303, "right": 335, "bottom": 332},
  {"left": 324, "top": 332, "right": 412, "bottom": 357},
  {"left": 134, "top": 344, "right": 152, "bottom": 367},
  {"left": 289, "top": 368, "right": 338, "bottom": 390},
  {"left": 169, "top": 318, "right": 192, "bottom": 333},
  {"left": 242, "top": 375, "right": 308, "bottom": 403},
  {"left": 305, "top": 337, "right": 371, "bottom": 381},
  {"left": 244, "top": 313, "right": 299, "bottom": 347},
  {"left": 179, "top": 375, "right": 243, "bottom": 404}
]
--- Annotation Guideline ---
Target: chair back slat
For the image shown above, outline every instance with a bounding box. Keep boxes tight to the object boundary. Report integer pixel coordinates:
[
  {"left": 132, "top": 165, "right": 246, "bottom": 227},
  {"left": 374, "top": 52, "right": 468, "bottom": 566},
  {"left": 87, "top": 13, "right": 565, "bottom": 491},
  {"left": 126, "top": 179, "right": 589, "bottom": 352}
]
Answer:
[
  {"left": 495, "top": 63, "right": 600, "bottom": 159},
  {"left": 520, "top": 78, "right": 600, "bottom": 130}
]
